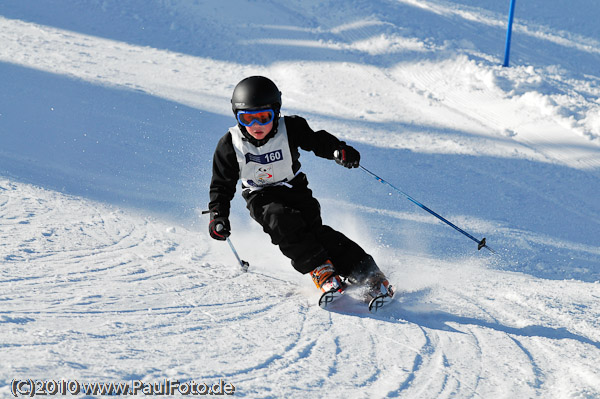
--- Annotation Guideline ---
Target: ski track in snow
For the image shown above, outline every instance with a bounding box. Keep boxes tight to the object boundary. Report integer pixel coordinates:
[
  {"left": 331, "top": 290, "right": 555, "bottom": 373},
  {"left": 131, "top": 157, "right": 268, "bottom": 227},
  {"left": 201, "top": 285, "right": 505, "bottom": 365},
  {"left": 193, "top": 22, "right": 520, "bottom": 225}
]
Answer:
[
  {"left": 2, "top": 180, "right": 599, "bottom": 398},
  {"left": 1, "top": 0, "right": 600, "bottom": 397}
]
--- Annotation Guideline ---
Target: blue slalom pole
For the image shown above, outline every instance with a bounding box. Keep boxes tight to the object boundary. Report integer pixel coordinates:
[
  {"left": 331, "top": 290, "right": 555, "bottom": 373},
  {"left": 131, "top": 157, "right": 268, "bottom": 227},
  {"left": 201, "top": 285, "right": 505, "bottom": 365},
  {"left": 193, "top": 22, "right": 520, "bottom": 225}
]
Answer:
[
  {"left": 503, "top": 0, "right": 517, "bottom": 67},
  {"left": 359, "top": 165, "right": 495, "bottom": 254}
]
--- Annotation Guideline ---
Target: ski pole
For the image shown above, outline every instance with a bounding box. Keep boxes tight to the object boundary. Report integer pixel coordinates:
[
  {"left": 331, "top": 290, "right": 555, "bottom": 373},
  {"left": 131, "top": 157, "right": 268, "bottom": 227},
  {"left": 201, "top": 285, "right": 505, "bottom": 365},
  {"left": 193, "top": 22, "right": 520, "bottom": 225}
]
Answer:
[
  {"left": 226, "top": 236, "right": 250, "bottom": 272},
  {"left": 202, "top": 210, "right": 250, "bottom": 271},
  {"left": 359, "top": 165, "right": 495, "bottom": 254}
]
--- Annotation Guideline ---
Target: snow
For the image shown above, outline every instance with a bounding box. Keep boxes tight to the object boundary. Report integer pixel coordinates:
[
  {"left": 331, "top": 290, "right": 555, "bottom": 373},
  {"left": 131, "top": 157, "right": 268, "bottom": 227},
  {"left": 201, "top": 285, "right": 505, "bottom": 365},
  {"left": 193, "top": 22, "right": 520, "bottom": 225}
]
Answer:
[{"left": 1, "top": 0, "right": 600, "bottom": 397}]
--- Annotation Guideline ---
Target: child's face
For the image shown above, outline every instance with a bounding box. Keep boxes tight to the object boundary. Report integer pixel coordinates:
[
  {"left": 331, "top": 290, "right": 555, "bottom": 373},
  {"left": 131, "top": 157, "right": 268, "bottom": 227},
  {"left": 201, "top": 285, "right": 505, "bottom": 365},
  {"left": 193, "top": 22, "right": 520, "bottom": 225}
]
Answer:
[{"left": 245, "top": 121, "right": 273, "bottom": 141}]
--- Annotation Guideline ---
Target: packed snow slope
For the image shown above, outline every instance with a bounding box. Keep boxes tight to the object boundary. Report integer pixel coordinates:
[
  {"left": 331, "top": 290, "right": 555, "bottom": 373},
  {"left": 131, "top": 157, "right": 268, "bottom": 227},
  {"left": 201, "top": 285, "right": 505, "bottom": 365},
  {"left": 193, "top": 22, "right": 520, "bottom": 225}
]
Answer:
[{"left": 1, "top": 1, "right": 600, "bottom": 398}]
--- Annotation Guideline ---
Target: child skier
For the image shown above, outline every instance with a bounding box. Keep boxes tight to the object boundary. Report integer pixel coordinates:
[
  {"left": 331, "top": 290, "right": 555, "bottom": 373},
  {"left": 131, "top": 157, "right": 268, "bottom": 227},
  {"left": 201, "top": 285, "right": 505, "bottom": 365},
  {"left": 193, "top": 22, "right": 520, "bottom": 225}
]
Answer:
[{"left": 208, "top": 76, "right": 393, "bottom": 300}]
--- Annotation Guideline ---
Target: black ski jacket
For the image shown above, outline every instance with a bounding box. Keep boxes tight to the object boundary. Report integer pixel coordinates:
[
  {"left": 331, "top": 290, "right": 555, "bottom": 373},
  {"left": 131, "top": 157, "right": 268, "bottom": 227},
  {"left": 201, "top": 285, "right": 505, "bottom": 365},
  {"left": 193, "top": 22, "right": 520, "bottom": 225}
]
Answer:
[{"left": 208, "top": 115, "right": 343, "bottom": 218}]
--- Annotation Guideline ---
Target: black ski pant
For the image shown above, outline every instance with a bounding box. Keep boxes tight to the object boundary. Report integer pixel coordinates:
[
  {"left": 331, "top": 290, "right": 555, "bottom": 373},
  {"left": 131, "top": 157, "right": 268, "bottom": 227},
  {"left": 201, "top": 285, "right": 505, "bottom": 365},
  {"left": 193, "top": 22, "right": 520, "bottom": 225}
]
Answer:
[{"left": 243, "top": 174, "right": 380, "bottom": 281}]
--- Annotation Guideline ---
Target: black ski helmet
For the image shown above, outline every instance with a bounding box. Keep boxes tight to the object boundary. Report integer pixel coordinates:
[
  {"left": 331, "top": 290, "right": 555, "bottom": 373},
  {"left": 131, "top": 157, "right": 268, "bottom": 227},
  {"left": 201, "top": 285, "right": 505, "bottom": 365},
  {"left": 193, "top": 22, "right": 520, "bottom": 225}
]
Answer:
[{"left": 231, "top": 76, "right": 282, "bottom": 115}]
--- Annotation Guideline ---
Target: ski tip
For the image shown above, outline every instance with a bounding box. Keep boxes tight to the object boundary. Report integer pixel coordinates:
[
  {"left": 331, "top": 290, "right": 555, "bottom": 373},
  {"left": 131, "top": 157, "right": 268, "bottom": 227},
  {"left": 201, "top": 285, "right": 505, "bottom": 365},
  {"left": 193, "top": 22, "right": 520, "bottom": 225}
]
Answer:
[
  {"left": 368, "top": 293, "right": 393, "bottom": 313},
  {"left": 318, "top": 289, "right": 344, "bottom": 309}
]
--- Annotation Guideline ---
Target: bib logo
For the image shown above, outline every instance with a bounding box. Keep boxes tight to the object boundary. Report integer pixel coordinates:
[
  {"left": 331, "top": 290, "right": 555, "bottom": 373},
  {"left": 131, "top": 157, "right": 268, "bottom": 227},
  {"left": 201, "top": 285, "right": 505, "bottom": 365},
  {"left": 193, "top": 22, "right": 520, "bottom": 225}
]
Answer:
[
  {"left": 255, "top": 165, "right": 274, "bottom": 184},
  {"left": 242, "top": 149, "right": 286, "bottom": 187}
]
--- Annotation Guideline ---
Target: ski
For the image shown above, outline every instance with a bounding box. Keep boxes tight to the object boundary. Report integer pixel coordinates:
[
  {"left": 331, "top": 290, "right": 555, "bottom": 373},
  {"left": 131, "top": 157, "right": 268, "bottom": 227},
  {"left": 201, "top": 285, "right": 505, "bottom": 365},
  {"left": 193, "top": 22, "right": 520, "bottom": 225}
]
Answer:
[
  {"left": 368, "top": 292, "right": 394, "bottom": 313},
  {"left": 318, "top": 285, "right": 395, "bottom": 313},
  {"left": 318, "top": 288, "right": 345, "bottom": 308}
]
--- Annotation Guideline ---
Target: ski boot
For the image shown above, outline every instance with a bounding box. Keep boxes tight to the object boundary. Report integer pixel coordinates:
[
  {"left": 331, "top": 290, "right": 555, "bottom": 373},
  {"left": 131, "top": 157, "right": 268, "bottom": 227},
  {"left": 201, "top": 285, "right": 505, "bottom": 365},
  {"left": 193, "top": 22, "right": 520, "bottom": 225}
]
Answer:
[
  {"left": 311, "top": 260, "right": 346, "bottom": 308},
  {"left": 364, "top": 271, "right": 394, "bottom": 300},
  {"left": 363, "top": 271, "right": 394, "bottom": 312},
  {"left": 310, "top": 260, "right": 343, "bottom": 293}
]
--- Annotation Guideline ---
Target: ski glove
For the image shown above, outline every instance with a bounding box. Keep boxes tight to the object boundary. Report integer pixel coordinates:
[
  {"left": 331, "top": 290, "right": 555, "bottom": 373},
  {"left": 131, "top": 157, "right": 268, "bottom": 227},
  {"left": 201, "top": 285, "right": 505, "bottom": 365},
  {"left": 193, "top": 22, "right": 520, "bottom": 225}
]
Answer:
[
  {"left": 209, "top": 217, "right": 231, "bottom": 241},
  {"left": 334, "top": 142, "right": 360, "bottom": 168}
]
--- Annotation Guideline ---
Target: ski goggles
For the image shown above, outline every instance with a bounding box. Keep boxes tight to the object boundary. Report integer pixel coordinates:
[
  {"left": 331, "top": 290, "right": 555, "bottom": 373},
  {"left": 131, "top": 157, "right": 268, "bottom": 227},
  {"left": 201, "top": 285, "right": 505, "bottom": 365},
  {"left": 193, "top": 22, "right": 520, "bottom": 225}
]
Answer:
[{"left": 236, "top": 109, "right": 275, "bottom": 127}]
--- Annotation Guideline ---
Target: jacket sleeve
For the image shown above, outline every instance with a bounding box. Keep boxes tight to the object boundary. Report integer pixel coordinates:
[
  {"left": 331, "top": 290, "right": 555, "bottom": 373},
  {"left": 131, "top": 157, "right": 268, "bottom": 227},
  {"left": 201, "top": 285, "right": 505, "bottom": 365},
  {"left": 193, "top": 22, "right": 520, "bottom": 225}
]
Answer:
[
  {"left": 284, "top": 115, "right": 342, "bottom": 160},
  {"left": 208, "top": 132, "right": 239, "bottom": 219}
]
